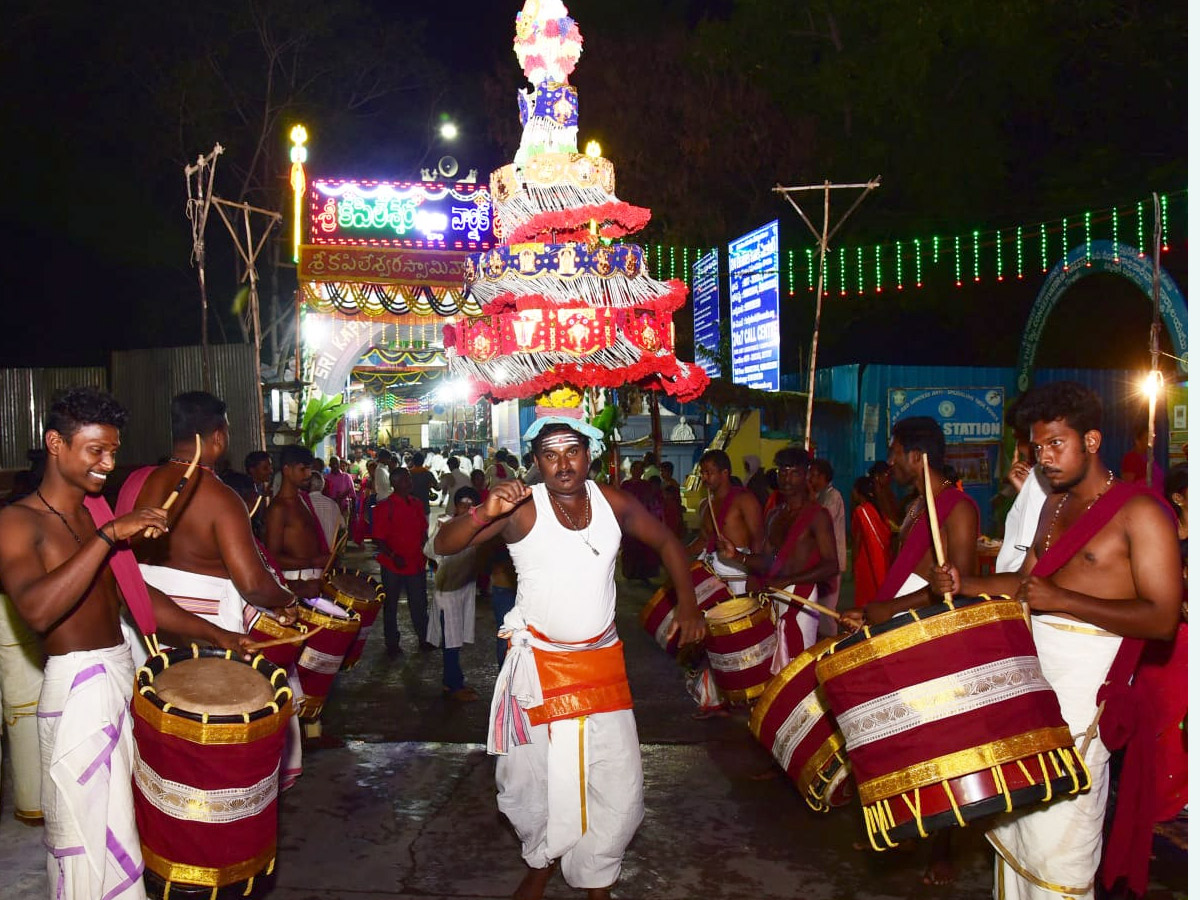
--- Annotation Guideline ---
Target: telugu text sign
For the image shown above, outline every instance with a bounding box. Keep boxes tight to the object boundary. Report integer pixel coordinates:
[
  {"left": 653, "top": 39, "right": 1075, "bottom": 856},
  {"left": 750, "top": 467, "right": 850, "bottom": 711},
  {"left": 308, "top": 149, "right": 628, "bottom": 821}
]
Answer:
[
  {"left": 692, "top": 248, "right": 721, "bottom": 378},
  {"left": 728, "top": 221, "right": 780, "bottom": 392}
]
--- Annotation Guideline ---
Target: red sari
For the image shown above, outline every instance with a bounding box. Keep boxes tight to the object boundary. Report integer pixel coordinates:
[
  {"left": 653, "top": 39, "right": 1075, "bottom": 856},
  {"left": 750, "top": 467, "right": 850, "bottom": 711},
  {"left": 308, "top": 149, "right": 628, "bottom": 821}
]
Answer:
[{"left": 850, "top": 502, "right": 891, "bottom": 607}]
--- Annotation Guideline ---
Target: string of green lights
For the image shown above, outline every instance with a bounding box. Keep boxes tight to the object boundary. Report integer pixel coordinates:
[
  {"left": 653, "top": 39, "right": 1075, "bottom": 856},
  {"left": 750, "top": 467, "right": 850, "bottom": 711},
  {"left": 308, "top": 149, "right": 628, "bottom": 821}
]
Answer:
[{"left": 649, "top": 190, "right": 1186, "bottom": 296}]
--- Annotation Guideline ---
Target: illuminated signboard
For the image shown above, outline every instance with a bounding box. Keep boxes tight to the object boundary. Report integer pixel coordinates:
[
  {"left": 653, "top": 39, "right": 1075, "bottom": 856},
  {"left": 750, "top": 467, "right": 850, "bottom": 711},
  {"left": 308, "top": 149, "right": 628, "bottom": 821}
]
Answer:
[
  {"left": 308, "top": 179, "right": 494, "bottom": 251},
  {"left": 691, "top": 248, "right": 721, "bottom": 378},
  {"left": 728, "top": 220, "right": 780, "bottom": 392}
]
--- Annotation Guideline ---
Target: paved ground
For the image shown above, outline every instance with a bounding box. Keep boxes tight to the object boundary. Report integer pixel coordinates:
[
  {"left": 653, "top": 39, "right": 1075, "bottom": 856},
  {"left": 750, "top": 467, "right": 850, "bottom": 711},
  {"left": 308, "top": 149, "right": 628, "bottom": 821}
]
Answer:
[{"left": 0, "top": 540, "right": 1187, "bottom": 899}]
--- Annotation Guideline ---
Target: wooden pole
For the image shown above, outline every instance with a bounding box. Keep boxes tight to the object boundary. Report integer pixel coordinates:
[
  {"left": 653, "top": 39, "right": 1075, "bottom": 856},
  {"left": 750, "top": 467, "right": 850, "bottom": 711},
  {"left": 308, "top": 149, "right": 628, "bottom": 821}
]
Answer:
[
  {"left": 921, "top": 452, "right": 954, "bottom": 603},
  {"left": 802, "top": 182, "right": 832, "bottom": 452},
  {"left": 649, "top": 390, "right": 663, "bottom": 468},
  {"left": 1147, "top": 192, "right": 1163, "bottom": 487}
]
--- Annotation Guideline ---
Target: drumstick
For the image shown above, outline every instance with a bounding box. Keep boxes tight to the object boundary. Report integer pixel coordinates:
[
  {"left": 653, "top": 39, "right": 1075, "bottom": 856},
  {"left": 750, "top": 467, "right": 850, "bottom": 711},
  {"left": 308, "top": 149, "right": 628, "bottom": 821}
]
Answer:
[
  {"left": 921, "top": 452, "right": 954, "bottom": 604},
  {"left": 145, "top": 433, "right": 201, "bottom": 538},
  {"left": 244, "top": 623, "right": 324, "bottom": 652},
  {"left": 320, "top": 529, "right": 348, "bottom": 581},
  {"left": 1079, "top": 699, "right": 1106, "bottom": 759},
  {"left": 706, "top": 490, "right": 724, "bottom": 542},
  {"left": 248, "top": 494, "right": 263, "bottom": 518},
  {"left": 769, "top": 587, "right": 843, "bottom": 622}
]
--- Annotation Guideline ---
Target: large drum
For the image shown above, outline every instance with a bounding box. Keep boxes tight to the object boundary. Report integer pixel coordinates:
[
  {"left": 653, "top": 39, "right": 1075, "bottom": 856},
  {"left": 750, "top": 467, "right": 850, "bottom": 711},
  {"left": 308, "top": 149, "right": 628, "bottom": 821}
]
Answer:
[
  {"left": 749, "top": 637, "right": 851, "bottom": 811},
  {"left": 132, "top": 646, "right": 291, "bottom": 898},
  {"left": 246, "top": 609, "right": 309, "bottom": 672},
  {"left": 324, "top": 570, "right": 383, "bottom": 669},
  {"left": 295, "top": 598, "right": 361, "bottom": 718},
  {"left": 816, "top": 596, "right": 1090, "bottom": 848},
  {"left": 703, "top": 596, "right": 777, "bottom": 704},
  {"left": 640, "top": 561, "right": 733, "bottom": 654}
]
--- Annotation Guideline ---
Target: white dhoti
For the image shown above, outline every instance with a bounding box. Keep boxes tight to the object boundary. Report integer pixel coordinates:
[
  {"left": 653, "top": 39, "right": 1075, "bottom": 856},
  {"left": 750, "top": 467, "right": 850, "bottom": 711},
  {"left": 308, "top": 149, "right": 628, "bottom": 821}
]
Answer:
[
  {"left": 987, "top": 615, "right": 1123, "bottom": 899},
  {"left": 703, "top": 550, "right": 749, "bottom": 596},
  {"left": 427, "top": 583, "right": 476, "bottom": 649},
  {"left": 497, "top": 709, "right": 644, "bottom": 889},
  {"left": 0, "top": 593, "right": 43, "bottom": 822},
  {"left": 122, "top": 566, "right": 250, "bottom": 669},
  {"left": 770, "top": 583, "right": 819, "bottom": 674},
  {"left": 38, "top": 642, "right": 146, "bottom": 900}
]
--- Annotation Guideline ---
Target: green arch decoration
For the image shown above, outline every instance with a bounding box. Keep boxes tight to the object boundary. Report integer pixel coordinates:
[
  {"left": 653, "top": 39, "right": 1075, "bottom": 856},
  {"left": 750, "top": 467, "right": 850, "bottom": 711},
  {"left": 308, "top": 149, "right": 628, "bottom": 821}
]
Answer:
[{"left": 1017, "top": 240, "right": 1187, "bottom": 392}]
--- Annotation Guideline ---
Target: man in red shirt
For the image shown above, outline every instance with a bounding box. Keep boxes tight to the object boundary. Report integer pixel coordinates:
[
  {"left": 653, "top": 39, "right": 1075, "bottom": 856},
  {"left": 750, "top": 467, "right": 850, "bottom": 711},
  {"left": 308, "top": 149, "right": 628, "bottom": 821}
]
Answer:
[{"left": 372, "top": 467, "right": 433, "bottom": 657}]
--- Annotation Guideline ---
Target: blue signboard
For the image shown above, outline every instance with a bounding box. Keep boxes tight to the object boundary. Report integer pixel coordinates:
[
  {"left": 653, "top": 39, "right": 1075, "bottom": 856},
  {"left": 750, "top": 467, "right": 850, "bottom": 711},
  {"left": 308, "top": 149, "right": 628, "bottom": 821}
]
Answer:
[
  {"left": 728, "top": 221, "right": 780, "bottom": 392},
  {"left": 887, "top": 387, "right": 1006, "bottom": 442},
  {"left": 691, "top": 248, "right": 721, "bottom": 378}
]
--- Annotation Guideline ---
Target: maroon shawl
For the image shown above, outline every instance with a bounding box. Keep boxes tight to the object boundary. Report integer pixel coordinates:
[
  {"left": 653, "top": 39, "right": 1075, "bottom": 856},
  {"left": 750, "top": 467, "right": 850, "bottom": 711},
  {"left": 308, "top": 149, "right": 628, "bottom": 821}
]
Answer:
[{"left": 871, "top": 487, "right": 970, "bottom": 604}]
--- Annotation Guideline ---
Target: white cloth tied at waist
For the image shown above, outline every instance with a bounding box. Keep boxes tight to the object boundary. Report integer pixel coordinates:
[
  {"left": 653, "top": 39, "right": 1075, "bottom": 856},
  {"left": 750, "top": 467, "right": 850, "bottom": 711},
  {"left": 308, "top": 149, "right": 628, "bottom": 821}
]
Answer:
[
  {"left": 282, "top": 567, "right": 323, "bottom": 581},
  {"left": 487, "top": 611, "right": 619, "bottom": 756}
]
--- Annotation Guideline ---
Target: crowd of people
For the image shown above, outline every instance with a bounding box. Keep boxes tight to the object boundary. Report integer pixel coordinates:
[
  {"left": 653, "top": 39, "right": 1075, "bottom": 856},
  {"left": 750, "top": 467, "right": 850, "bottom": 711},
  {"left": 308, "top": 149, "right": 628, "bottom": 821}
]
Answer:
[{"left": 0, "top": 381, "right": 1186, "bottom": 900}]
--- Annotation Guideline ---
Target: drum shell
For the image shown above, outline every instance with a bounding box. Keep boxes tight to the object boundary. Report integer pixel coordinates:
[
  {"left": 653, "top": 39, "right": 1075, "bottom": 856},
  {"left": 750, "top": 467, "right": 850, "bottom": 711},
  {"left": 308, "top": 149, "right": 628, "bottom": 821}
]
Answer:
[
  {"left": 704, "top": 598, "right": 777, "bottom": 703},
  {"left": 749, "top": 638, "right": 848, "bottom": 810},
  {"left": 246, "top": 611, "right": 306, "bottom": 672},
  {"left": 816, "top": 597, "right": 1084, "bottom": 843},
  {"left": 295, "top": 602, "right": 361, "bottom": 717},
  {"left": 324, "top": 571, "right": 383, "bottom": 670},
  {"left": 639, "top": 561, "right": 731, "bottom": 654},
  {"left": 132, "top": 649, "right": 290, "bottom": 891}
]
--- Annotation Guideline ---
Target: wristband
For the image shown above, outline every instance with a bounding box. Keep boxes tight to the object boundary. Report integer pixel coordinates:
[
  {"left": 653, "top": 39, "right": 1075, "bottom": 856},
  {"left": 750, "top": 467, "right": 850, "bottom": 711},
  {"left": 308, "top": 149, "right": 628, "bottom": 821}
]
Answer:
[
  {"left": 469, "top": 504, "right": 492, "bottom": 527},
  {"left": 96, "top": 525, "right": 116, "bottom": 548}
]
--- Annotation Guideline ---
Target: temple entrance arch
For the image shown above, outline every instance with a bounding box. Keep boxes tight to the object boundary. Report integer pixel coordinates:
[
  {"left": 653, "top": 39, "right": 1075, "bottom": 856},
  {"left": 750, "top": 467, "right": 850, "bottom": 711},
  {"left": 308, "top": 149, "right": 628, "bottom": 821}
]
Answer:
[{"left": 1017, "top": 240, "right": 1187, "bottom": 391}]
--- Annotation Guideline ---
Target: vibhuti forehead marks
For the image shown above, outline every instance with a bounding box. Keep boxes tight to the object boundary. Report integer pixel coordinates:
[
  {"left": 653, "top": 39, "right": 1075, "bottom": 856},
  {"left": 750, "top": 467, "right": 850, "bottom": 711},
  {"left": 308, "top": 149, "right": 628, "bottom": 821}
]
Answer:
[{"left": 540, "top": 430, "right": 585, "bottom": 453}]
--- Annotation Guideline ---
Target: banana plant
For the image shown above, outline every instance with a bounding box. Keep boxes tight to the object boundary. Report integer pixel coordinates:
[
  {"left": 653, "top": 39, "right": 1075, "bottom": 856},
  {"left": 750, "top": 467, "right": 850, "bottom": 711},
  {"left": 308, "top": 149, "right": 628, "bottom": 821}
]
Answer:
[{"left": 300, "top": 391, "right": 351, "bottom": 451}]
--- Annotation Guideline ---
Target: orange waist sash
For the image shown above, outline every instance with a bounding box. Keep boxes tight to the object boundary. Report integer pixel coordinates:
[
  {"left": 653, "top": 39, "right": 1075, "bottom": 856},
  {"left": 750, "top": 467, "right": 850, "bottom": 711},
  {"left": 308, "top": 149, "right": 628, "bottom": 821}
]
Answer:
[{"left": 526, "top": 636, "right": 633, "bottom": 727}]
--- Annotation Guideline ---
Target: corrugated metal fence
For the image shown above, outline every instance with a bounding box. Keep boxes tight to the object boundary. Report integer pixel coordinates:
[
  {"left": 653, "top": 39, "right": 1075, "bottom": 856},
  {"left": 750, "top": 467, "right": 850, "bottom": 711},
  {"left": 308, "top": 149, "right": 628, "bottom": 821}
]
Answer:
[
  {"left": 0, "top": 368, "right": 108, "bottom": 469},
  {"left": 111, "top": 344, "right": 262, "bottom": 468}
]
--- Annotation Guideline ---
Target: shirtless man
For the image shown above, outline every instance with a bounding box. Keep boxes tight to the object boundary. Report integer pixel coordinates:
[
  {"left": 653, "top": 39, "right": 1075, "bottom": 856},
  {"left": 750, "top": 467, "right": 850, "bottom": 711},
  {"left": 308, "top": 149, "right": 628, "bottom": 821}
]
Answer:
[
  {"left": 0, "top": 387, "right": 249, "bottom": 900},
  {"left": 719, "top": 446, "right": 840, "bottom": 665},
  {"left": 265, "top": 445, "right": 329, "bottom": 599},
  {"left": 688, "top": 448, "right": 765, "bottom": 594},
  {"left": 930, "top": 381, "right": 1181, "bottom": 899},
  {"left": 130, "top": 392, "right": 297, "bottom": 652}
]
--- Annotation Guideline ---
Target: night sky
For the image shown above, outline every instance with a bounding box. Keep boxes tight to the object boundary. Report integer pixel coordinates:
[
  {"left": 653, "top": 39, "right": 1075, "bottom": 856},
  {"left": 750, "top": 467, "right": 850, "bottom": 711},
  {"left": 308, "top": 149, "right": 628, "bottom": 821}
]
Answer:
[{"left": 0, "top": 0, "right": 1186, "bottom": 373}]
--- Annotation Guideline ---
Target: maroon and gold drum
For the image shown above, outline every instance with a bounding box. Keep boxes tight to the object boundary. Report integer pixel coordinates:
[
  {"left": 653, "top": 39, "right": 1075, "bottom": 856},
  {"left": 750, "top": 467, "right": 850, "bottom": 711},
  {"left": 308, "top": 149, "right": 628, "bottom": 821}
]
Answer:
[
  {"left": 640, "top": 561, "right": 733, "bottom": 654},
  {"left": 816, "top": 596, "right": 1089, "bottom": 848},
  {"left": 132, "top": 646, "right": 291, "bottom": 898},
  {"left": 703, "top": 596, "right": 777, "bottom": 704},
  {"left": 246, "top": 609, "right": 309, "bottom": 672},
  {"left": 749, "top": 637, "right": 851, "bottom": 811},
  {"left": 324, "top": 570, "right": 383, "bottom": 670},
  {"left": 295, "top": 599, "right": 361, "bottom": 718}
]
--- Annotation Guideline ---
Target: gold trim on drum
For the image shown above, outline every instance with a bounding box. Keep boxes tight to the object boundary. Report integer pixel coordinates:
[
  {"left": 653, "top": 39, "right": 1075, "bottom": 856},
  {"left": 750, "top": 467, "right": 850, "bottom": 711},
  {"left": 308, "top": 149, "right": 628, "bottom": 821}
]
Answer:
[
  {"left": 817, "top": 600, "right": 1028, "bottom": 682},
  {"left": 749, "top": 638, "right": 838, "bottom": 739},
  {"left": 325, "top": 570, "right": 383, "bottom": 612},
  {"left": 251, "top": 613, "right": 309, "bottom": 640},
  {"left": 134, "top": 750, "right": 280, "bottom": 824},
  {"left": 141, "top": 843, "right": 276, "bottom": 889},
  {"left": 855, "top": 726, "right": 1076, "bottom": 805},
  {"left": 298, "top": 604, "right": 361, "bottom": 632},
  {"left": 705, "top": 598, "right": 771, "bottom": 636},
  {"left": 132, "top": 692, "right": 292, "bottom": 746},
  {"left": 722, "top": 681, "right": 769, "bottom": 704},
  {"left": 799, "top": 736, "right": 849, "bottom": 810}
]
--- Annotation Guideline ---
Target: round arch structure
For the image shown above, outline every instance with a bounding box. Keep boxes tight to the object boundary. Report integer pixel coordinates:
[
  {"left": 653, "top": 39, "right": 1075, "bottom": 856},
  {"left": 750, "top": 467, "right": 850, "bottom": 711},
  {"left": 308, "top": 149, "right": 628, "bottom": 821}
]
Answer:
[{"left": 1017, "top": 240, "right": 1187, "bottom": 392}]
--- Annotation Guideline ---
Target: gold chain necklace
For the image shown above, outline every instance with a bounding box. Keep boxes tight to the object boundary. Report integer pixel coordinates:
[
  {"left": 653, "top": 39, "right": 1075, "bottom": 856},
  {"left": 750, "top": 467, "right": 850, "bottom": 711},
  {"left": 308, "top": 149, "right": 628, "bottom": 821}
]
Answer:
[
  {"left": 1043, "top": 470, "right": 1114, "bottom": 554},
  {"left": 547, "top": 485, "right": 600, "bottom": 556}
]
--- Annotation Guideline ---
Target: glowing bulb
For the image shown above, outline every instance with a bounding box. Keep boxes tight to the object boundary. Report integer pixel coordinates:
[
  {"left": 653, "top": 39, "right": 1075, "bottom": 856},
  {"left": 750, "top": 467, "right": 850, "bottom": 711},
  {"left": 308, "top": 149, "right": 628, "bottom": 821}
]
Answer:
[
  {"left": 290, "top": 124, "right": 308, "bottom": 145},
  {"left": 302, "top": 315, "right": 330, "bottom": 348},
  {"left": 584, "top": 140, "right": 602, "bottom": 158},
  {"left": 356, "top": 399, "right": 374, "bottom": 417},
  {"left": 439, "top": 121, "right": 458, "bottom": 140},
  {"left": 1142, "top": 370, "right": 1163, "bottom": 398}
]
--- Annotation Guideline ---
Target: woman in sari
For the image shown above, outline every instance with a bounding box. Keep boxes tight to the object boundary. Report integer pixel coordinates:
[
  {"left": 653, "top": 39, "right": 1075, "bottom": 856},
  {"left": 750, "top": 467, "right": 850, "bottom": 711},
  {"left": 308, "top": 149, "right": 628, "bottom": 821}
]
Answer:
[{"left": 850, "top": 475, "right": 891, "bottom": 607}]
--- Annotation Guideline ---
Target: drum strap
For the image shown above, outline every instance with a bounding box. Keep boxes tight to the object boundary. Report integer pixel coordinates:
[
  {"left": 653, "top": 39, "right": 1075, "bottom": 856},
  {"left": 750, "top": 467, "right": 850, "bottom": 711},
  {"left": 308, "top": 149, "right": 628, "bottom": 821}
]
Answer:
[
  {"left": 83, "top": 496, "right": 157, "bottom": 640},
  {"left": 872, "top": 488, "right": 969, "bottom": 604},
  {"left": 298, "top": 492, "right": 331, "bottom": 555},
  {"left": 766, "top": 503, "right": 823, "bottom": 581},
  {"left": 705, "top": 487, "right": 747, "bottom": 553}
]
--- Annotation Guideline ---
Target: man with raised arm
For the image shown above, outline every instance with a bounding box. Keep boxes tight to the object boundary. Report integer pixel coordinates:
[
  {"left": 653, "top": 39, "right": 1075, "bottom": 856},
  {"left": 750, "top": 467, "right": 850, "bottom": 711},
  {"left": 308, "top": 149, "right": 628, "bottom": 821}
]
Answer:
[
  {"left": 0, "top": 387, "right": 250, "bottom": 900},
  {"left": 126, "top": 392, "right": 298, "bottom": 660},
  {"left": 842, "top": 415, "right": 979, "bottom": 629},
  {"left": 929, "top": 381, "right": 1181, "bottom": 900},
  {"left": 687, "top": 448, "right": 765, "bottom": 594},
  {"left": 435, "top": 415, "right": 706, "bottom": 900}
]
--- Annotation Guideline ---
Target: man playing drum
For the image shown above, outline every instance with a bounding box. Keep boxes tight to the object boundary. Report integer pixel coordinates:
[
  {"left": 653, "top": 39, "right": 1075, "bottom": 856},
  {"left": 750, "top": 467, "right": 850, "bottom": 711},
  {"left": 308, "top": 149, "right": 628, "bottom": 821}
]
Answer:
[
  {"left": 0, "top": 387, "right": 250, "bottom": 900},
  {"left": 266, "top": 445, "right": 331, "bottom": 600},
  {"left": 687, "top": 448, "right": 764, "bottom": 594},
  {"left": 719, "top": 446, "right": 840, "bottom": 669},
  {"left": 125, "top": 392, "right": 299, "bottom": 663},
  {"left": 930, "top": 381, "right": 1182, "bottom": 899},
  {"left": 435, "top": 416, "right": 706, "bottom": 900}
]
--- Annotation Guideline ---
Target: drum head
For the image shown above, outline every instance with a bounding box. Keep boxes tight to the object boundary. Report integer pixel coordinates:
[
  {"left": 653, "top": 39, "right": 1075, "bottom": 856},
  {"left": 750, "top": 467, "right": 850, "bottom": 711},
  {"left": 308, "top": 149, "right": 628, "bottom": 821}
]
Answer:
[
  {"left": 705, "top": 596, "right": 760, "bottom": 625},
  {"left": 155, "top": 657, "right": 274, "bottom": 716},
  {"left": 328, "top": 572, "right": 377, "bottom": 602}
]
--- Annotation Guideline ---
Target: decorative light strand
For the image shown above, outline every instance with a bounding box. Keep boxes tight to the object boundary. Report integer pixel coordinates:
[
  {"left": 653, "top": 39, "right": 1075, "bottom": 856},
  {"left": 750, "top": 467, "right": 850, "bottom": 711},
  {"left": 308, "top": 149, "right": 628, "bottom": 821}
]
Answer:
[
  {"left": 954, "top": 235, "right": 963, "bottom": 286},
  {"left": 1016, "top": 226, "right": 1024, "bottom": 279},
  {"left": 1040, "top": 223, "right": 1048, "bottom": 272},
  {"left": 932, "top": 235, "right": 940, "bottom": 265},
  {"left": 1111, "top": 208, "right": 1119, "bottom": 261},
  {"left": 972, "top": 229, "right": 981, "bottom": 283},
  {"left": 856, "top": 246, "right": 865, "bottom": 295},
  {"left": 1162, "top": 195, "right": 1169, "bottom": 251},
  {"left": 894, "top": 241, "right": 903, "bottom": 291},
  {"left": 669, "top": 245, "right": 677, "bottom": 280},
  {"left": 787, "top": 249, "right": 795, "bottom": 297},
  {"left": 1061, "top": 217, "right": 1069, "bottom": 271},
  {"left": 806, "top": 248, "right": 815, "bottom": 291},
  {"left": 995, "top": 229, "right": 1003, "bottom": 281},
  {"left": 1137, "top": 202, "right": 1146, "bottom": 257},
  {"left": 913, "top": 238, "right": 923, "bottom": 288},
  {"left": 839, "top": 246, "right": 847, "bottom": 296},
  {"left": 1084, "top": 211, "right": 1092, "bottom": 266},
  {"left": 874, "top": 244, "right": 883, "bottom": 293}
]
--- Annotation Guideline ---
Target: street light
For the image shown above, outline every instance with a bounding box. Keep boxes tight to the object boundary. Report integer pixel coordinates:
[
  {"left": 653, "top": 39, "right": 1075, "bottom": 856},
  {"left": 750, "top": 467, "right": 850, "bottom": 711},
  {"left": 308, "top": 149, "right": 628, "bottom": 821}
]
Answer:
[{"left": 439, "top": 121, "right": 458, "bottom": 141}]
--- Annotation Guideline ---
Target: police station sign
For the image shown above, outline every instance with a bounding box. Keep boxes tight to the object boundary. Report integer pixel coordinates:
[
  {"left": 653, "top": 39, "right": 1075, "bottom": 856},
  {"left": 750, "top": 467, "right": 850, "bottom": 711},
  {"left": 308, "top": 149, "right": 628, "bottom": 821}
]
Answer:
[{"left": 888, "top": 387, "right": 1005, "bottom": 442}]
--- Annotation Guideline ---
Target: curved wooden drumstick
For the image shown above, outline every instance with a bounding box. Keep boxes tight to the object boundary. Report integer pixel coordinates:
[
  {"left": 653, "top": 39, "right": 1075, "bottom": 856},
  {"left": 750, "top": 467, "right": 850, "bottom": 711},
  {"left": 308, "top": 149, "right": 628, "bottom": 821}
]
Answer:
[
  {"left": 320, "top": 528, "right": 348, "bottom": 581},
  {"left": 706, "top": 489, "right": 724, "bottom": 542},
  {"left": 768, "top": 587, "right": 843, "bottom": 622},
  {"left": 921, "top": 452, "right": 954, "bottom": 604},
  {"left": 245, "top": 623, "right": 324, "bottom": 652},
  {"left": 144, "top": 433, "right": 201, "bottom": 537},
  {"left": 248, "top": 494, "right": 263, "bottom": 518}
]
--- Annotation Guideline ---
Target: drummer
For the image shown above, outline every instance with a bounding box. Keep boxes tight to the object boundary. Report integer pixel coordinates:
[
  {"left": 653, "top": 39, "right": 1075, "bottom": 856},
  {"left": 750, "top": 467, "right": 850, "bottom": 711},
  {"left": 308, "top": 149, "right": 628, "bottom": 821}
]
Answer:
[
  {"left": 265, "top": 445, "right": 331, "bottom": 600},
  {"left": 0, "top": 386, "right": 251, "bottom": 900},
  {"left": 125, "top": 391, "right": 299, "bottom": 663},
  {"left": 687, "top": 448, "right": 764, "bottom": 594},
  {"left": 930, "top": 381, "right": 1181, "bottom": 900},
  {"left": 718, "top": 446, "right": 839, "bottom": 668}
]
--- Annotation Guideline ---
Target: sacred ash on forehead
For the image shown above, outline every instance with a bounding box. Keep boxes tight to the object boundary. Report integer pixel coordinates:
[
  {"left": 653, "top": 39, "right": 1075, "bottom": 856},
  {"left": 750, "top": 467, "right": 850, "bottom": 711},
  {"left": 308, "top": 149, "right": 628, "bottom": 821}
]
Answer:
[{"left": 539, "top": 428, "right": 584, "bottom": 452}]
